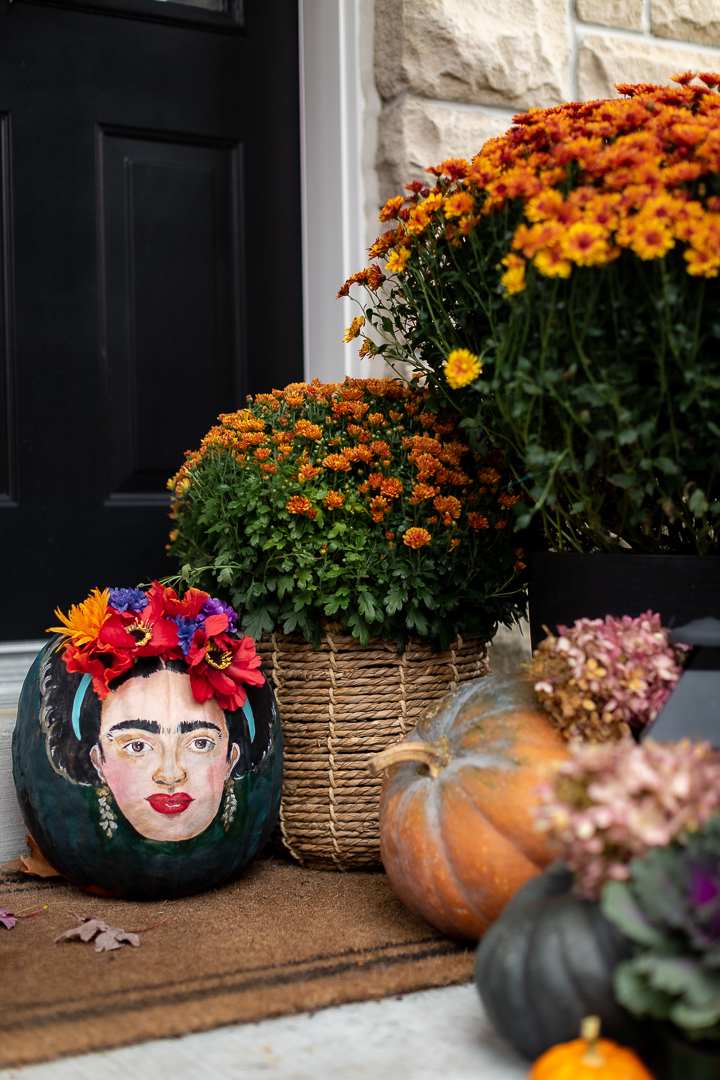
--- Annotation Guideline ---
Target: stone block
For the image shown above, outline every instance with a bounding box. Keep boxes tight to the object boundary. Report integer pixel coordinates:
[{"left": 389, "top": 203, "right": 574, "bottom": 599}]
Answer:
[
  {"left": 374, "top": 0, "right": 569, "bottom": 110},
  {"left": 376, "top": 96, "right": 511, "bottom": 204},
  {"left": 578, "top": 35, "right": 720, "bottom": 100},
  {"left": 652, "top": 0, "right": 720, "bottom": 48},
  {"left": 576, "top": 0, "right": 643, "bottom": 31}
]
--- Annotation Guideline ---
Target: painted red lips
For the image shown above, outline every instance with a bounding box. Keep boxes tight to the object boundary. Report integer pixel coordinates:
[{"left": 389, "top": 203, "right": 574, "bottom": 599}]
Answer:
[{"left": 145, "top": 793, "right": 195, "bottom": 815}]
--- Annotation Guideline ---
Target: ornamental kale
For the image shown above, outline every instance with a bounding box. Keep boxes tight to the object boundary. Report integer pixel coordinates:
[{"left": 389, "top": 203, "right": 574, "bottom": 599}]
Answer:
[
  {"left": 602, "top": 816, "right": 720, "bottom": 1041},
  {"left": 166, "top": 378, "right": 526, "bottom": 649}
]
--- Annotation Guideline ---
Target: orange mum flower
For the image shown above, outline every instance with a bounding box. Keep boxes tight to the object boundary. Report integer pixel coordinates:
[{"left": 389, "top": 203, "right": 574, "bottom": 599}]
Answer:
[
  {"left": 381, "top": 478, "right": 403, "bottom": 498},
  {"left": 433, "top": 495, "right": 462, "bottom": 519},
  {"left": 342, "top": 315, "right": 365, "bottom": 342},
  {"left": 500, "top": 253, "right": 526, "bottom": 295},
  {"left": 369, "top": 495, "right": 390, "bottom": 522},
  {"left": 286, "top": 496, "right": 313, "bottom": 515},
  {"left": 410, "top": 483, "right": 438, "bottom": 504},
  {"left": 534, "top": 245, "right": 572, "bottom": 279},
  {"left": 444, "top": 191, "right": 475, "bottom": 219},
  {"left": 324, "top": 491, "right": 345, "bottom": 509},
  {"left": 403, "top": 527, "right": 432, "bottom": 549},
  {"left": 629, "top": 218, "right": 676, "bottom": 260},
  {"left": 467, "top": 513, "right": 490, "bottom": 530},
  {"left": 298, "top": 463, "right": 323, "bottom": 482},
  {"left": 386, "top": 247, "right": 411, "bottom": 274},
  {"left": 379, "top": 195, "right": 404, "bottom": 221},
  {"left": 294, "top": 420, "right": 323, "bottom": 440},
  {"left": 254, "top": 447, "right": 272, "bottom": 460},
  {"left": 322, "top": 454, "right": 352, "bottom": 472},
  {"left": 561, "top": 221, "right": 612, "bottom": 266}
]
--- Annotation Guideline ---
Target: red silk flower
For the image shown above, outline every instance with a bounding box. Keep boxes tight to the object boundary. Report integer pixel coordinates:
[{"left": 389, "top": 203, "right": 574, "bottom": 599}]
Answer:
[
  {"left": 98, "top": 581, "right": 182, "bottom": 660},
  {"left": 186, "top": 622, "right": 264, "bottom": 711}
]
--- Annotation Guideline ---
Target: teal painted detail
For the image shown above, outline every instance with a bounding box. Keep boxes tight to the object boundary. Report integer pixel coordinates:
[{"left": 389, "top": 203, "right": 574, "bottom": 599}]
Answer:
[
  {"left": 243, "top": 696, "right": 255, "bottom": 742},
  {"left": 71, "top": 673, "right": 93, "bottom": 739}
]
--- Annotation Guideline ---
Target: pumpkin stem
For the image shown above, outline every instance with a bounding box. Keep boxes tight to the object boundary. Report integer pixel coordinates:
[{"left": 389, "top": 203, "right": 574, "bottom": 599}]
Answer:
[
  {"left": 368, "top": 736, "right": 451, "bottom": 779},
  {"left": 580, "top": 1016, "right": 605, "bottom": 1067}
]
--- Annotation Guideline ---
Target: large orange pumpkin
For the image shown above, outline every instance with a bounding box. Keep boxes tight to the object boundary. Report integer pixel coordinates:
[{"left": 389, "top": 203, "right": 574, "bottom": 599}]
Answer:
[{"left": 370, "top": 676, "right": 569, "bottom": 940}]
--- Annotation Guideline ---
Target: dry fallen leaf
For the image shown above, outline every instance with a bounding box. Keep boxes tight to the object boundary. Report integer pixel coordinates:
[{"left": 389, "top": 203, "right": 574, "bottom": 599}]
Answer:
[
  {"left": 0, "top": 905, "right": 47, "bottom": 930},
  {"left": 2, "top": 835, "right": 61, "bottom": 878},
  {"left": 55, "top": 918, "right": 141, "bottom": 952}
]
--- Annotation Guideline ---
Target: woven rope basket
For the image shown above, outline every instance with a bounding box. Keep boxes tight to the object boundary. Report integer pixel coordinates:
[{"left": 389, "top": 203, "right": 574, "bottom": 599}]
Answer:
[{"left": 257, "top": 630, "right": 489, "bottom": 870}]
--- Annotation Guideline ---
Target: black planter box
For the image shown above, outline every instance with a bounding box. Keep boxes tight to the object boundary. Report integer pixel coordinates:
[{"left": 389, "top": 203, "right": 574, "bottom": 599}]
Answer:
[{"left": 527, "top": 553, "right": 720, "bottom": 651}]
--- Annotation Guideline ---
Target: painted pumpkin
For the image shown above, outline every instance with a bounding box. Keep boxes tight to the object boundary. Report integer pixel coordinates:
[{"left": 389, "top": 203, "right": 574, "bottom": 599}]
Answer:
[
  {"left": 13, "top": 640, "right": 283, "bottom": 900},
  {"left": 530, "top": 1017, "right": 654, "bottom": 1080},
  {"left": 475, "top": 864, "right": 642, "bottom": 1061},
  {"left": 370, "top": 676, "right": 569, "bottom": 940}
]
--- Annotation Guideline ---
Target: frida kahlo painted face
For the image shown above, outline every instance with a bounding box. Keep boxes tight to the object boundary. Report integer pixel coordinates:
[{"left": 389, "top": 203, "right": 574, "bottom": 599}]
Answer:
[{"left": 90, "top": 669, "right": 239, "bottom": 842}]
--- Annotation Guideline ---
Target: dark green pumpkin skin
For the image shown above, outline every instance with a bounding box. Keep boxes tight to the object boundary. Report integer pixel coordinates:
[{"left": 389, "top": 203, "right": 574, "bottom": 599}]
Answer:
[
  {"left": 12, "top": 642, "right": 283, "bottom": 900},
  {"left": 475, "top": 864, "right": 642, "bottom": 1060}
]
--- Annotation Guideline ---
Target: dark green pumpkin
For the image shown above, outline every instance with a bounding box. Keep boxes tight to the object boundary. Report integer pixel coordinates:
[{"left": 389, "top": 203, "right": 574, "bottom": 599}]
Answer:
[
  {"left": 12, "top": 640, "right": 283, "bottom": 900},
  {"left": 475, "top": 863, "right": 642, "bottom": 1060}
]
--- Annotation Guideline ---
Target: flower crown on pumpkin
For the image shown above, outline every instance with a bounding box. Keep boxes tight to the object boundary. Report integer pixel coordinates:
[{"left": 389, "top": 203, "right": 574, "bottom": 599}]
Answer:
[{"left": 48, "top": 582, "right": 265, "bottom": 716}]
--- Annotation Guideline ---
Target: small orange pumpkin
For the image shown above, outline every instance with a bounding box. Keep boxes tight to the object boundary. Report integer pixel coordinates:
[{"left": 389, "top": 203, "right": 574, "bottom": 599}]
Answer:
[
  {"left": 530, "top": 1017, "right": 655, "bottom": 1080},
  {"left": 370, "top": 676, "right": 569, "bottom": 940}
]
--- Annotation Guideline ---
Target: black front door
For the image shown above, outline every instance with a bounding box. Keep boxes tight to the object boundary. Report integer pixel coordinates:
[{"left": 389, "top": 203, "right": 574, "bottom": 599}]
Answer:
[{"left": 0, "top": 0, "right": 303, "bottom": 638}]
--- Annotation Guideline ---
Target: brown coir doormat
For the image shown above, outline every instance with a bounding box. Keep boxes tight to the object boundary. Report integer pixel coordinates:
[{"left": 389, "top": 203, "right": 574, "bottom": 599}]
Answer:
[{"left": 0, "top": 855, "right": 473, "bottom": 1069}]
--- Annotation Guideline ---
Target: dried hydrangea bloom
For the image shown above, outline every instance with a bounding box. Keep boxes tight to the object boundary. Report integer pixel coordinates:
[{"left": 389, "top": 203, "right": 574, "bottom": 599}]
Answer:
[
  {"left": 527, "top": 612, "right": 687, "bottom": 743},
  {"left": 536, "top": 738, "right": 720, "bottom": 899}
]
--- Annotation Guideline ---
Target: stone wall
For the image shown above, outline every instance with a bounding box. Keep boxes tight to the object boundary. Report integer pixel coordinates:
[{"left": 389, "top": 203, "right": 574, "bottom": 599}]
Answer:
[{"left": 373, "top": 0, "right": 720, "bottom": 204}]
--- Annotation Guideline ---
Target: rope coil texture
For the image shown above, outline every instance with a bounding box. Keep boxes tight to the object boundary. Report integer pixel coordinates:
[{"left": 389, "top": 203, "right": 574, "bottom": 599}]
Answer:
[{"left": 258, "top": 630, "right": 489, "bottom": 870}]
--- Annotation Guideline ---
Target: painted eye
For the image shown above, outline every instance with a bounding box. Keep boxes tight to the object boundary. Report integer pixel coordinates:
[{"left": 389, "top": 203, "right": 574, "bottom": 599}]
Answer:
[
  {"left": 191, "top": 738, "right": 213, "bottom": 751},
  {"left": 125, "top": 740, "right": 149, "bottom": 754}
]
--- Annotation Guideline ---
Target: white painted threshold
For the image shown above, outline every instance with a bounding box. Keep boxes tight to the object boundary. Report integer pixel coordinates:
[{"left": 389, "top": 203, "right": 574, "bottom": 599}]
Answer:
[{"left": 0, "top": 640, "right": 44, "bottom": 863}]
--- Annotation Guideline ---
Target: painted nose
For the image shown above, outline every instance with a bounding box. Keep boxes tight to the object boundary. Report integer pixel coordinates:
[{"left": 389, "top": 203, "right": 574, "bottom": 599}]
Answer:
[{"left": 153, "top": 752, "right": 188, "bottom": 789}]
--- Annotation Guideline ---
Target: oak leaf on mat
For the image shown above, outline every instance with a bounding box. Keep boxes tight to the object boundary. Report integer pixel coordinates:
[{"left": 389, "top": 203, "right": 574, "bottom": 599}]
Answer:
[{"left": 55, "top": 918, "right": 140, "bottom": 952}]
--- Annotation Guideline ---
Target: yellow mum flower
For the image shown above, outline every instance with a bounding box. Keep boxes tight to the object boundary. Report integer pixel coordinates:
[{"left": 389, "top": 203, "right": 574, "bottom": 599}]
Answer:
[
  {"left": 385, "top": 247, "right": 411, "bottom": 274},
  {"left": 342, "top": 315, "right": 365, "bottom": 342},
  {"left": 444, "top": 349, "right": 482, "bottom": 390},
  {"left": 48, "top": 587, "right": 111, "bottom": 649},
  {"left": 500, "top": 253, "right": 527, "bottom": 295}
]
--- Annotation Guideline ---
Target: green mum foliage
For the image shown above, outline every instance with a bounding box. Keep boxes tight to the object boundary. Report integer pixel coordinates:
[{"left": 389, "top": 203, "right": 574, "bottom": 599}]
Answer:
[{"left": 166, "top": 378, "right": 526, "bottom": 649}]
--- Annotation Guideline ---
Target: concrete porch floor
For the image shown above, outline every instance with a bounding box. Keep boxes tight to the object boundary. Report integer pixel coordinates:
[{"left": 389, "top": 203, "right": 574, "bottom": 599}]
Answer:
[{"left": 0, "top": 984, "right": 528, "bottom": 1080}]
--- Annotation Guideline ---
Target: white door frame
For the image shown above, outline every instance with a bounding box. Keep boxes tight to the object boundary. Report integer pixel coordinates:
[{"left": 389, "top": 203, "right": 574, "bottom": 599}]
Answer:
[{"left": 298, "top": 0, "right": 379, "bottom": 384}]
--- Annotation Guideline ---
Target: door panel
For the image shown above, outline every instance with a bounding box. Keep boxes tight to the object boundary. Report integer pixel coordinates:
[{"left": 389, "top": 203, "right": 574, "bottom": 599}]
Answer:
[
  {"left": 100, "top": 129, "right": 242, "bottom": 498},
  {"left": 0, "top": 113, "right": 14, "bottom": 507},
  {"left": 0, "top": 0, "right": 302, "bottom": 638}
]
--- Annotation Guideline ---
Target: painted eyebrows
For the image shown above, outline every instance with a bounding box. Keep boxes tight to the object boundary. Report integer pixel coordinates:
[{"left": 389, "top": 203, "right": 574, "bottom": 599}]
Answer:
[
  {"left": 179, "top": 720, "right": 222, "bottom": 734},
  {"left": 107, "top": 719, "right": 161, "bottom": 735},
  {"left": 105, "top": 719, "right": 223, "bottom": 735}
]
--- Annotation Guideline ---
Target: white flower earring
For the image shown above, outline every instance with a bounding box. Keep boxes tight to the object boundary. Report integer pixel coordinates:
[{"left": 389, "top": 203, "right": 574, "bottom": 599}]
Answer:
[{"left": 222, "top": 775, "right": 237, "bottom": 831}]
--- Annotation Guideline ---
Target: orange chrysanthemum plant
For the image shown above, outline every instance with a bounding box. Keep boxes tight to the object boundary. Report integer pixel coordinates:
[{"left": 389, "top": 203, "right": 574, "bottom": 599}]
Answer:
[
  {"left": 340, "top": 74, "right": 720, "bottom": 554},
  {"left": 167, "top": 379, "right": 526, "bottom": 649}
]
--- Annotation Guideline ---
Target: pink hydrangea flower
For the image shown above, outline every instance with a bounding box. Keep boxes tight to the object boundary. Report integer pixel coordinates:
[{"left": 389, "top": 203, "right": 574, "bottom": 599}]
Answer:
[
  {"left": 527, "top": 611, "right": 688, "bottom": 742},
  {"left": 536, "top": 739, "right": 720, "bottom": 899}
]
